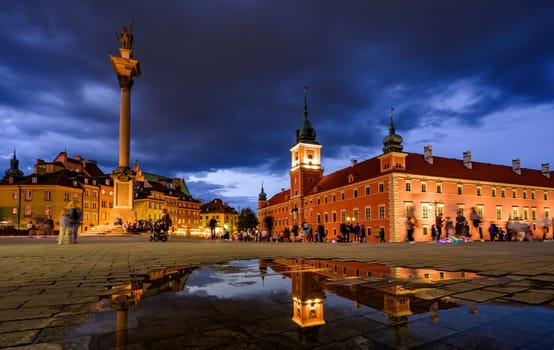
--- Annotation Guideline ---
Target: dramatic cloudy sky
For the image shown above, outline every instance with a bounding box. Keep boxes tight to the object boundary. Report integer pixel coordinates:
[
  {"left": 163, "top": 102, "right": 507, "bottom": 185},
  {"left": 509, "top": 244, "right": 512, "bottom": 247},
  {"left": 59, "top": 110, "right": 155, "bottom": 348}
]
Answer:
[{"left": 2, "top": 1, "right": 554, "bottom": 211}]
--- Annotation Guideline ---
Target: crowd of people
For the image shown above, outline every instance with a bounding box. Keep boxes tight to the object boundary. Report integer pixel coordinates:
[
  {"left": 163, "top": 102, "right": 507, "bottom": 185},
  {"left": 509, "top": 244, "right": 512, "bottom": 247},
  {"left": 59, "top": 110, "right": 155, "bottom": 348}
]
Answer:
[{"left": 427, "top": 207, "right": 550, "bottom": 243}]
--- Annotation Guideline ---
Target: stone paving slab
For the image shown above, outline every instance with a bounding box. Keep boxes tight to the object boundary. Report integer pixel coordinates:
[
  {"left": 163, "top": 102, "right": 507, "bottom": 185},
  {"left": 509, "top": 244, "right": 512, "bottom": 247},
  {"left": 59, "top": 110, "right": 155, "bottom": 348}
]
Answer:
[{"left": 1, "top": 236, "right": 554, "bottom": 348}]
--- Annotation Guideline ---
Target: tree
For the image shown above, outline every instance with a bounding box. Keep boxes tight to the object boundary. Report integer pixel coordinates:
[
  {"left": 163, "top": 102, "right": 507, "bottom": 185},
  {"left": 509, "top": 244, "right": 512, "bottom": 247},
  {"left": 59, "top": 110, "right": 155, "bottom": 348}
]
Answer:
[
  {"left": 238, "top": 208, "right": 258, "bottom": 232},
  {"left": 264, "top": 215, "right": 274, "bottom": 234}
]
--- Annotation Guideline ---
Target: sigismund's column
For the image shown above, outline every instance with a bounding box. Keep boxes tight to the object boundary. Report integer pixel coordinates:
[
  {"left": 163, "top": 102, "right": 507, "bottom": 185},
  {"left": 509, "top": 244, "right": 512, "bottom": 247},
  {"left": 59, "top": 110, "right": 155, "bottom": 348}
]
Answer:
[{"left": 109, "top": 24, "right": 141, "bottom": 225}]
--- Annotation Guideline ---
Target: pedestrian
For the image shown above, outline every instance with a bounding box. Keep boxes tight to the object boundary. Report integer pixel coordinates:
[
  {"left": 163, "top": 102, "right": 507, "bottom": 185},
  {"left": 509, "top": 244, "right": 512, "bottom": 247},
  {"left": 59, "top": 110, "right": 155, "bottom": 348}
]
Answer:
[
  {"left": 406, "top": 216, "right": 416, "bottom": 242},
  {"left": 431, "top": 224, "right": 437, "bottom": 241},
  {"left": 455, "top": 211, "right": 467, "bottom": 238},
  {"left": 340, "top": 222, "right": 348, "bottom": 242},
  {"left": 317, "top": 224, "right": 325, "bottom": 242},
  {"left": 68, "top": 200, "right": 82, "bottom": 244},
  {"left": 45, "top": 216, "right": 54, "bottom": 236},
  {"left": 353, "top": 223, "right": 360, "bottom": 243},
  {"left": 58, "top": 209, "right": 70, "bottom": 245},
  {"left": 435, "top": 213, "right": 444, "bottom": 241},
  {"left": 360, "top": 224, "right": 366, "bottom": 243},
  {"left": 379, "top": 227, "right": 385, "bottom": 243},
  {"left": 469, "top": 207, "right": 482, "bottom": 241},
  {"left": 488, "top": 222, "right": 498, "bottom": 241},
  {"left": 445, "top": 217, "right": 454, "bottom": 238}
]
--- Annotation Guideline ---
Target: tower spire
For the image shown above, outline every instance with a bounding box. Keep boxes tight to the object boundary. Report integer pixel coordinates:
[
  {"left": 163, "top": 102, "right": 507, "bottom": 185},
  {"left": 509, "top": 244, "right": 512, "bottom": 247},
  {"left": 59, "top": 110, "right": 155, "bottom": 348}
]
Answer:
[
  {"left": 258, "top": 181, "right": 267, "bottom": 201},
  {"left": 382, "top": 107, "right": 404, "bottom": 153},
  {"left": 295, "top": 85, "right": 318, "bottom": 144},
  {"left": 303, "top": 85, "right": 308, "bottom": 119}
]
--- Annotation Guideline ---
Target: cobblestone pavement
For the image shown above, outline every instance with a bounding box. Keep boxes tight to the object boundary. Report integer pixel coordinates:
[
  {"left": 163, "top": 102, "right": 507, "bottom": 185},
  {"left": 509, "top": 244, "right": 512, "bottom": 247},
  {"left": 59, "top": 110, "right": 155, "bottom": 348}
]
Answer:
[{"left": 0, "top": 235, "right": 553, "bottom": 349}]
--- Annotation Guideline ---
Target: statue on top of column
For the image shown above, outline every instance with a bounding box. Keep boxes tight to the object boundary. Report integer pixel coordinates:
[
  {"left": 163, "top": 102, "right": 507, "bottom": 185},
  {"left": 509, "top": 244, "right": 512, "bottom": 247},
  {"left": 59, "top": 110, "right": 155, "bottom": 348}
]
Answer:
[{"left": 117, "top": 25, "right": 134, "bottom": 50}]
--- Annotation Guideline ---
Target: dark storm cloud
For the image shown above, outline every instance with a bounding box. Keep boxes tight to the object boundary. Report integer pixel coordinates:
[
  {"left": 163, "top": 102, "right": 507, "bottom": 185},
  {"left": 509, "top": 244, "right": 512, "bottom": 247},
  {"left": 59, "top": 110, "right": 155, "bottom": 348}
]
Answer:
[{"left": 1, "top": 1, "right": 554, "bottom": 208}]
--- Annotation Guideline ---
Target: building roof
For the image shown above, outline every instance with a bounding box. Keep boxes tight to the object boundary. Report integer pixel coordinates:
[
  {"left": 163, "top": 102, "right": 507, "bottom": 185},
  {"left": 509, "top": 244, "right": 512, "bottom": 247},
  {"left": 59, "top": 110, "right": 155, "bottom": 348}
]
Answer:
[
  {"left": 200, "top": 198, "right": 238, "bottom": 214},
  {"left": 266, "top": 152, "right": 554, "bottom": 206}
]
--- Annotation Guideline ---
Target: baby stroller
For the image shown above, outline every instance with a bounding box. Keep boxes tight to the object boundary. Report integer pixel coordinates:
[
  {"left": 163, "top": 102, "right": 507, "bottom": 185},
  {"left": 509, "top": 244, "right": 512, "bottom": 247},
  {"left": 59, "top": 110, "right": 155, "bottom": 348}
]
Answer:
[{"left": 150, "top": 220, "right": 168, "bottom": 241}]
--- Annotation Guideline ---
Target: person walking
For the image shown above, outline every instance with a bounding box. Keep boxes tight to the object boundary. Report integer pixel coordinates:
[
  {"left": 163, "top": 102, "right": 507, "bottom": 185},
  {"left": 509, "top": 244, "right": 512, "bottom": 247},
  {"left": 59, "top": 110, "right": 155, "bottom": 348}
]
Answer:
[
  {"left": 406, "top": 216, "right": 416, "bottom": 243},
  {"left": 58, "top": 209, "right": 70, "bottom": 245},
  {"left": 435, "top": 213, "right": 444, "bottom": 241},
  {"left": 353, "top": 223, "right": 360, "bottom": 243},
  {"left": 68, "top": 200, "right": 82, "bottom": 244},
  {"left": 379, "top": 227, "right": 386, "bottom": 243},
  {"left": 469, "top": 207, "right": 482, "bottom": 241},
  {"left": 360, "top": 224, "right": 366, "bottom": 243},
  {"left": 45, "top": 216, "right": 54, "bottom": 236}
]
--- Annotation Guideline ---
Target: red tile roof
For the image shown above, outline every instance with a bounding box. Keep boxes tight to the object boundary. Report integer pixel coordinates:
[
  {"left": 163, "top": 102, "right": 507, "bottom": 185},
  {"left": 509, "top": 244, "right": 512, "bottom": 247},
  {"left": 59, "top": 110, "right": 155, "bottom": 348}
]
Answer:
[{"left": 265, "top": 152, "right": 553, "bottom": 206}]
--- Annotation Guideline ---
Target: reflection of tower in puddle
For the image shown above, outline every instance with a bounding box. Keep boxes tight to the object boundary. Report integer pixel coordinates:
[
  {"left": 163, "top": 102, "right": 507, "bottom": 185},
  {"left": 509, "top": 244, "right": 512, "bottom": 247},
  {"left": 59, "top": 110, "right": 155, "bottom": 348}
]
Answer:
[
  {"left": 382, "top": 285, "right": 413, "bottom": 347},
  {"left": 109, "top": 279, "right": 142, "bottom": 350},
  {"left": 104, "top": 267, "right": 196, "bottom": 349},
  {"left": 291, "top": 270, "right": 326, "bottom": 328}
]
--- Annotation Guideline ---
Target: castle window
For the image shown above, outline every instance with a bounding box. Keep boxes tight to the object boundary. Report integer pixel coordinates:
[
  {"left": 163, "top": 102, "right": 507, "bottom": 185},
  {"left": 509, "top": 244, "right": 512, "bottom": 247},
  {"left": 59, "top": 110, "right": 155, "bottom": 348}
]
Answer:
[
  {"left": 501, "top": 189, "right": 506, "bottom": 198},
  {"left": 531, "top": 191, "right": 535, "bottom": 199},
  {"left": 512, "top": 190, "right": 517, "bottom": 199},
  {"left": 492, "top": 188, "right": 496, "bottom": 197},
  {"left": 332, "top": 194, "right": 336, "bottom": 202},
  {"left": 44, "top": 191, "right": 52, "bottom": 201},
  {"left": 341, "top": 192, "right": 345, "bottom": 200},
  {"left": 365, "top": 207, "right": 371, "bottom": 220},
  {"left": 545, "top": 192, "right": 548, "bottom": 200},
  {"left": 477, "top": 186, "right": 482, "bottom": 196},
  {"left": 436, "top": 183, "right": 442, "bottom": 193},
  {"left": 25, "top": 190, "right": 32, "bottom": 201},
  {"left": 457, "top": 184, "right": 463, "bottom": 195},
  {"left": 421, "top": 182, "right": 427, "bottom": 192},
  {"left": 378, "top": 183, "right": 384, "bottom": 192},
  {"left": 379, "top": 205, "right": 385, "bottom": 219},
  {"left": 365, "top": 186, "right": 370, "bottom": 195},
  {"left": 405, "top": 181, "right": 411, "bottom": 192},
  {"left": 353, "top": 189, "right": 358, "bottom": 198}
]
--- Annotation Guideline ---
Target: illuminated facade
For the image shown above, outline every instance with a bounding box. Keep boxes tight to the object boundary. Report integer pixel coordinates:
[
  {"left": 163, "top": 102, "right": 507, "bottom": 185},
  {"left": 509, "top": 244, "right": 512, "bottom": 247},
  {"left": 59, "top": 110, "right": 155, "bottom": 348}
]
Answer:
[
  {"left": 0, "top": 151, "right": 200, "bottom": 232},
  {"left": 258, "top": 97, "right": 554, "bottom": 242},
  {"left": 199, "top": 198, "right": 238, "bottom": 235}
]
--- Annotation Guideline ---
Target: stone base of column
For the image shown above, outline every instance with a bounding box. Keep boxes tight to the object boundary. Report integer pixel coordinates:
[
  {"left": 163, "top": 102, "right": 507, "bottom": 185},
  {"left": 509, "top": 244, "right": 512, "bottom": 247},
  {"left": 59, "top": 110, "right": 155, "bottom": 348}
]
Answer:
[{"left": 109, "top": 207, "right": 136, "bottom": 227}]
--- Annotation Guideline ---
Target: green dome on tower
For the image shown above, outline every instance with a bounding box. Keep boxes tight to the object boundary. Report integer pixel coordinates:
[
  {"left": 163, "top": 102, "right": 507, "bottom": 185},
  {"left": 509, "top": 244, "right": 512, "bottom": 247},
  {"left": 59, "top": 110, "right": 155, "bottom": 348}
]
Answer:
[
  {"left": 382, "top": 108, "right": 404, "bottom": 153},
  {"left": 295, "top": 86, "right": 318, "bottom": 144}
]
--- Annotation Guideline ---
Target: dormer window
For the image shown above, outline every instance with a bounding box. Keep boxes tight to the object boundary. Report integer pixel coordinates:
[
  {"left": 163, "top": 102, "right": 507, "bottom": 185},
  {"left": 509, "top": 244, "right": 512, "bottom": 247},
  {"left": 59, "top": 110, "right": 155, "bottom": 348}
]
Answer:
[
  {"left": 8, "top": 176, "right": 13, "bottom": 184},
  {"left": 32, "top": 176, "right": 38, "bottom": 184},
  {"left": 348, "top": 174, "right": 354, "bottom": 183},
  {"left": 73, "top": 180, "right": 78, "bottom": 187},
  {"left": 106, "top": 179, "right": 111, "bottom": 185}
]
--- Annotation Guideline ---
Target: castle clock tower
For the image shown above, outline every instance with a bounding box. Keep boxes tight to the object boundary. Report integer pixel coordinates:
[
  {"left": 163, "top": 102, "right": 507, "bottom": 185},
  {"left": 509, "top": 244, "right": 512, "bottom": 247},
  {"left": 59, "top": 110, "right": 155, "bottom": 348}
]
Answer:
[{"left": 289, "top": 86, "right": 322, "bottom": 226}]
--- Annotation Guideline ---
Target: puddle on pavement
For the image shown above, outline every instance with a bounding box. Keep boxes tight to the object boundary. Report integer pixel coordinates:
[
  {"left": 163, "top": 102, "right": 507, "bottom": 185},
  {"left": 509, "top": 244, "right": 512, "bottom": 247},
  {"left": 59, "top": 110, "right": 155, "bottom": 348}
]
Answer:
[{"left": 68, "top": 259, "right": 554, "bottom": 349}]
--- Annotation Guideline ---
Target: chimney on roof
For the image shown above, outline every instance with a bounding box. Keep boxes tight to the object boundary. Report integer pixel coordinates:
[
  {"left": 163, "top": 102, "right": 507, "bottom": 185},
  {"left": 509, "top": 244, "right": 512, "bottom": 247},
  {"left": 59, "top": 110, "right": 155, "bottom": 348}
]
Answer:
[
  {"left": 463, "top": 151, "right": 472, "bottom": 169},
  {"left": 281, "top": 188, "right": 285, "bottom": 192},
  {"left": 424, "top": 145, "right": 433, "bottom": 164},
  {"left": 542, "top": 163, "right": 550, "bottom": 178},
  {"left": 351, "top": 159, "right": 357, "bottom": 167},
  {"left": 512, "top": 159, "right": 521, "bottom": 175}
]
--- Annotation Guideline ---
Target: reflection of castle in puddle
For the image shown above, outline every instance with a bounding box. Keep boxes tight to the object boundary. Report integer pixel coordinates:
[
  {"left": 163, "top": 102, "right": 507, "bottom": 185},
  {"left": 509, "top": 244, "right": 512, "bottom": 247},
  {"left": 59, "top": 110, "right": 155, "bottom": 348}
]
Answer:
[
  {"left": 101, "top": 266, "right": 198, "bottom": 349},
  {"left": 260, "top": 258, "right": 479, "bottom": 334},
  {"left": 102, "top": 259, "right": 480, "bottom": 348}
]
